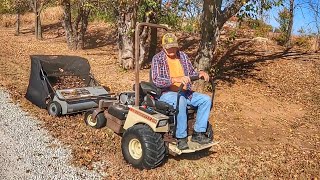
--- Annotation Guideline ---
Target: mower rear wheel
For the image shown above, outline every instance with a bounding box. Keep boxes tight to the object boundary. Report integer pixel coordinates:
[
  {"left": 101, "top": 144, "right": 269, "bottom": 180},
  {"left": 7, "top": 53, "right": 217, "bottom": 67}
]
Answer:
[
  {"left": 121, "top": 124, "right": 166, "bottom": 169},
  {"left": 84, "top": 110, "right": 106, "bottom": 129},
  {"left": 47, "top": 101, "right": 62, "bottom": 117}
]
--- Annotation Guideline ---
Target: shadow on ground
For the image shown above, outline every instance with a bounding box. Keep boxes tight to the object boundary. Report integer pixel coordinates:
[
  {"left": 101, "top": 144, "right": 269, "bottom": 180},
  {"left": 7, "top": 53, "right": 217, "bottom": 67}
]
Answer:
[
  {"left": 171, "top": 149, "right": 217, "bottom": 161},
  {"left": 212, "top": 40, "right": 316, "bottom": 85}
]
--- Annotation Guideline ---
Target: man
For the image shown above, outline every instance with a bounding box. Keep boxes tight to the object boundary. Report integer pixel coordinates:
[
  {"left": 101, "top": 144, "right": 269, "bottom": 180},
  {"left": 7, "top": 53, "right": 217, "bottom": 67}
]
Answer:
[{"left": 151, "top": 33, "right": 212, "bottom": 150}]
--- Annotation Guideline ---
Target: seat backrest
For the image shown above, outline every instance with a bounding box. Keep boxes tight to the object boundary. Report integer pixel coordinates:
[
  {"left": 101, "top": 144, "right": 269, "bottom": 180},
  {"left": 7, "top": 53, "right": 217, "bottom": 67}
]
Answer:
[{"left": 140, "top": 81, "right": 162, "bottom": 98}]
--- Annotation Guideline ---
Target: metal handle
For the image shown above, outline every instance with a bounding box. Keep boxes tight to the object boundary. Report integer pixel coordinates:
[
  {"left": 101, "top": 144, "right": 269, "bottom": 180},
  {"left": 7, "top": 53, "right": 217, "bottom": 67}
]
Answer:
[{"left": 134, "top": 23, "right": 169, "bottom": 106}]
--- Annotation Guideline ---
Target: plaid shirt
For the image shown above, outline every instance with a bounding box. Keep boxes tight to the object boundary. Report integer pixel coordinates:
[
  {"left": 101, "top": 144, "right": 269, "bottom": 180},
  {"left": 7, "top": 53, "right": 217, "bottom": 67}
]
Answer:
[{"left": 151, "top": 50, "right": 198, "bottom": 92}]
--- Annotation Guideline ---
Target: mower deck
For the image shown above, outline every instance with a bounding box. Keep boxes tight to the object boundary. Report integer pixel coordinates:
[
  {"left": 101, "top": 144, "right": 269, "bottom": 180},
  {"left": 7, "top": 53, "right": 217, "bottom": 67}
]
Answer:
[{"left": 168, "top": 136, "right": 219, "bottom": 155}]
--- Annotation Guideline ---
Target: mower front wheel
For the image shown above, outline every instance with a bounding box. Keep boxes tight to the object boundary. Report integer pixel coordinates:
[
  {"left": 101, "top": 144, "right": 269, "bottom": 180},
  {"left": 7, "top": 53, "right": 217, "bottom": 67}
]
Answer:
[
  {"left": 84, "top": 110, "right": 106, "bottom": 129},
  {"left": 47, "top": 101, "right": 62, "bottom": 117},
  {"left": 121, "top": 124, "right": 166, "bottom": 169}
]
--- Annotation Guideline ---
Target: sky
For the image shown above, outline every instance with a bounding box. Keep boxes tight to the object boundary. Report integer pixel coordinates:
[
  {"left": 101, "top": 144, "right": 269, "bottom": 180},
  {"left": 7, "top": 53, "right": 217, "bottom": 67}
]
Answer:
[{"left": 266, "top": 0, "right": 319, "bottom": 35}]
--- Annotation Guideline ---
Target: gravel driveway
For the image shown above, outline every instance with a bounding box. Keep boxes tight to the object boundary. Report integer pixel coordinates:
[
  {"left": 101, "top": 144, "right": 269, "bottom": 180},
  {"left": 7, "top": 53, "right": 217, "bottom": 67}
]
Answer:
[{"left": 0, "top": 89, "right": 103, "bottom": 180}]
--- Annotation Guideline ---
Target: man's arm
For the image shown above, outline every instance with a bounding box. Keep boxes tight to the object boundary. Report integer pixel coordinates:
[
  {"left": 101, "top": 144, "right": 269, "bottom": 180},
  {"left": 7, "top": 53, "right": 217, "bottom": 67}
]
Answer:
[
  {"left": 181, "top": 52, "right": 198, "bottom": 77},
  {"left": 182, "top": 52, "right": 209, "bottom": 81}
]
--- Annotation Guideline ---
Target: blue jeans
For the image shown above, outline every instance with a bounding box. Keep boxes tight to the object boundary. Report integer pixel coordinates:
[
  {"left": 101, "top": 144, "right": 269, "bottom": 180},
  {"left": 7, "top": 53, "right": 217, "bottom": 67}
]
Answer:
[{"left": 159, "top": 91, "right": 211, "bottom": 138}]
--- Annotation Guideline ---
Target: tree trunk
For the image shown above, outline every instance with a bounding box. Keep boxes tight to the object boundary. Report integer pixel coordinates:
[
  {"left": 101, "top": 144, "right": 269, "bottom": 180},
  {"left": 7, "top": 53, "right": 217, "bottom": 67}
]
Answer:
[
  {"left": 317, "top": 35, "right": 320, "bottom": 52},
  {"left": 196, "top": 0, "right": 217, "bottom": 71},
  {"left": 146, "top": 0, "right": 161, "bottom": 65},
  {"left": 36, "top": 11, "right": 42, "bottom": 39},
  {"left": 139, "top": 10, "right": 151, "bottom": 66},
  {"left": 285, "top": 0, "right": 294, "bottom": 48},
  {"left": 196, "top": 0, "right": 248, "bottom": 72},
  {"left": 78, "top": 7, "right": 90, "bottom": 49},
  {"left": 117, "top": 13, "right": 135, "bottom": 69},
  {"left": 61, "top": 0, "right": 90, "bottom": 50},
  {"left": 62, "top": 0, "right": 77, "bottom": 50},
  {"left": 15, "top": 13, "right": 20, "bottom": 36},
  {"left": 33, "top": 0, "right": 42, "bottom": 40},
  {"left": 147, "top": 26, "right": 157, "bottom": 64},
  {"left": 117, "top": 1, "right": 140, "bottom": 70},
  {"left": 34, "top": 0, "right": 37, "bottom": 38}
]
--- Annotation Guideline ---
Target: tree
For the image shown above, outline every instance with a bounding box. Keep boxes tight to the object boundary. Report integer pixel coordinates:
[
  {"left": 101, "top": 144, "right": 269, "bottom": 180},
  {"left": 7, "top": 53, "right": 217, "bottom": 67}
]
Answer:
[
  {"left": 306, "top": 0, "right": 320, "bottom": 51},
  {"left": 112, "top": 0, "right": 141, "bottom": 69},
  {"left": 0, "top": 0, "right": 29, "bottom": 35},
  {"left": 196, "top": 0, "right": 252, "bottom": 71},
  {"left": 196, "top": 0, "right": 282, "bottom": 77},
  {"left": 29, "top": 0, "right": 50, "bottom": 39},
  {"left": 276, "top": 7, "right": 291, "bottom": 45},
  {"left": 138, "top": 0, "right": 162, "bottom": 67},
  {"left": 61, "top": 0, "right": 93, "bottom": 50},
  {"left": 285, "top": 0, "right": 294, "bottom": 47}
]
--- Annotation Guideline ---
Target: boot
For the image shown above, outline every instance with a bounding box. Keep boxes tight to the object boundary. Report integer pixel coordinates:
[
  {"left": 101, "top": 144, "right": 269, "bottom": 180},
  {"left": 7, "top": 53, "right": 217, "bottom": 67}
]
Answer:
[
  {"left": 177, "top": 137, "right": 189, "bottom": 150},
  {"left": 191, "top": 132, "right": 212, "bottom": 144}
]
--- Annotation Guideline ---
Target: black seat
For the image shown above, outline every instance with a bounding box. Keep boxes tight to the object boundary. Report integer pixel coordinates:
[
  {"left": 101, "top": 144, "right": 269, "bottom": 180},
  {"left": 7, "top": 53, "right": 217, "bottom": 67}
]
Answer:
[{"left": 139, "top": 81, "right": 162, "bottom": 98}]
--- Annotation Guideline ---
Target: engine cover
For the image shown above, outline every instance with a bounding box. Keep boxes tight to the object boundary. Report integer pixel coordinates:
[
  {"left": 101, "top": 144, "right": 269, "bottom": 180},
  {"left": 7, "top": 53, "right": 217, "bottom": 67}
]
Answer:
[{"left": 108, "top": 104, "right": 129, "bottom": 120}]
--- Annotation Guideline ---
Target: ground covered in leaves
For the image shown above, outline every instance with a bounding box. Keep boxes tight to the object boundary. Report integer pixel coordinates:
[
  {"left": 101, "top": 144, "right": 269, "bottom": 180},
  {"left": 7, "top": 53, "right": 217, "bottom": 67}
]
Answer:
[{"left": 0, "top": 23, "right": 319, "bottom": 179}]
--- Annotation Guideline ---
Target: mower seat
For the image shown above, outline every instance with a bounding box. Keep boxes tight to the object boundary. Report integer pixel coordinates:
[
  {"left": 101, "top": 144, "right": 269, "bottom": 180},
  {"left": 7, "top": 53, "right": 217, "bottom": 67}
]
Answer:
[{"left": 139, "top": 81, "right": 162, "bottom": 98}]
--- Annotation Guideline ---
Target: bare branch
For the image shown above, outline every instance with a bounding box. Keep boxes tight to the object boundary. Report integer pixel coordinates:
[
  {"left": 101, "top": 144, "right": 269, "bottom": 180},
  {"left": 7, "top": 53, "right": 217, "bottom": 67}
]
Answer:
[{"left": 218, "top": 0, "right": 250, "bottom": 27}]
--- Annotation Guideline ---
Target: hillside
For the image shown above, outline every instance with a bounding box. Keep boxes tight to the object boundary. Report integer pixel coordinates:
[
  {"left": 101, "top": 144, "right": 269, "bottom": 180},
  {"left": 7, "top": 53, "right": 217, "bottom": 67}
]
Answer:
[{"left": 0, "top": 19, "right": 319, "bottom": 179}]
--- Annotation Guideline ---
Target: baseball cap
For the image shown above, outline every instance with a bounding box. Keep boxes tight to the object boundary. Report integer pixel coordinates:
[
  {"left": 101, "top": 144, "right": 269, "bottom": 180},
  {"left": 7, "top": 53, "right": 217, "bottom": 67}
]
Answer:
[{"left": 162, "top": 33, "right": 179, "bottom": 49}]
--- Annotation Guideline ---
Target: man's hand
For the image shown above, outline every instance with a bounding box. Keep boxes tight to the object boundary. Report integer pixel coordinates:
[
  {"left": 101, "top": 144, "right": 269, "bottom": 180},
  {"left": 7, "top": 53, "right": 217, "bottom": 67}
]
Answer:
[
  {"left": 199, "top": 71, "right": 210, "bottom": 81},
  {"left": 171, "top": 76, "right": 191, "bottom": 85}
]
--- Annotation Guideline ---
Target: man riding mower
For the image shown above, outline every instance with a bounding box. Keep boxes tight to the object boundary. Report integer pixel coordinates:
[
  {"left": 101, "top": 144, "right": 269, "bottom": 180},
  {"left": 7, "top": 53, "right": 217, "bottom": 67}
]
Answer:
[
  {"left": 151, "top": 32, "right": 213, "bottom": 150},
  {"left": 84, "top": 23, "right": 216, "bottom": 169}
]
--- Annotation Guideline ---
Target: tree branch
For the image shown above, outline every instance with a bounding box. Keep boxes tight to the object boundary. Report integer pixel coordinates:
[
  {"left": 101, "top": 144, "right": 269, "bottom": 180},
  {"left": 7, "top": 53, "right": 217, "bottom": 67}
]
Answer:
[
  {"left": 29, "top": 0, "right": 35, "bottom": 11},
  {"left": 218, "top": 0, "right": 249, "bottom": 28}
]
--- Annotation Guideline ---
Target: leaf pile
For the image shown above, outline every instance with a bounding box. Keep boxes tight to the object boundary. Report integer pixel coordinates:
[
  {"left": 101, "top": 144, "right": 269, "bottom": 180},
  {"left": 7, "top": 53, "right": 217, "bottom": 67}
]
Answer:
[{"left": 51, "top": 75, "right": 87, "bottom": 90}]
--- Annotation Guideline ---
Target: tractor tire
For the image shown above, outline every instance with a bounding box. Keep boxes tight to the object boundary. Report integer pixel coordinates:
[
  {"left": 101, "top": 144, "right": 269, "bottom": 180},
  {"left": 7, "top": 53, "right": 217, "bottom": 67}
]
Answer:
[
  {"left": 121, "top": 124, "right": 166, "bottom": 169},
  {"left": 47, "top": 101, "right": 62, "bottom": 117},
  {"left": 206, "top": 123, "right": 214, "bottom": 141},
  {"left": 84, "top": 110, "right": 106, "bottom": 129}
]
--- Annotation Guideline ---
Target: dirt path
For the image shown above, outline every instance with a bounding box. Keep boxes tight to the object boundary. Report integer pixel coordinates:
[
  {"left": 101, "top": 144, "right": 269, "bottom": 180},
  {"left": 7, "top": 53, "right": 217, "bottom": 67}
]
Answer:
[{"left": 0, "top": 27, "right": 319, "bottom": 179}]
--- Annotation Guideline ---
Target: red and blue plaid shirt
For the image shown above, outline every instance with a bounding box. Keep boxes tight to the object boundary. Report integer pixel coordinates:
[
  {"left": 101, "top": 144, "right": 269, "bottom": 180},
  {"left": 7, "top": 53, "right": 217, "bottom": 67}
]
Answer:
[{"left": 151, "top": 50, "right": 198, "bottom": 92}]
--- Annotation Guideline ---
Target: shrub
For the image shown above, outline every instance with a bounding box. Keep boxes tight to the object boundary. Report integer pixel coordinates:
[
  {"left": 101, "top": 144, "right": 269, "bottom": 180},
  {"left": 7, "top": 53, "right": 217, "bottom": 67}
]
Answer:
[
  {"left": 274, "top": 34, "right": 287, "bottom": 46},
  {"left": 246, "top": 19, "right": 273, "bottom": 37},
  {"left": 294, "top": 36, "right": 311, "bottom": 49}
]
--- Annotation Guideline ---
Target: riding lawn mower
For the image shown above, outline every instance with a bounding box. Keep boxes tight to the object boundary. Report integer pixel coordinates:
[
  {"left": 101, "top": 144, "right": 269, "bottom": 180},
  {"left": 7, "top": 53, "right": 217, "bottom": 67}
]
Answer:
[{"left": 83, "top": 23, "right": 218, "bottom": 169}]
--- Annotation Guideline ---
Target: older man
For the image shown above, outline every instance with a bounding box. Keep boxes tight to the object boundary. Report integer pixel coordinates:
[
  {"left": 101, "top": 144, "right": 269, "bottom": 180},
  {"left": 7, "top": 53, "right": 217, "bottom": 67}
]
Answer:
[{"left": 151, "top": 33, "right": 212, "bottom": 150}]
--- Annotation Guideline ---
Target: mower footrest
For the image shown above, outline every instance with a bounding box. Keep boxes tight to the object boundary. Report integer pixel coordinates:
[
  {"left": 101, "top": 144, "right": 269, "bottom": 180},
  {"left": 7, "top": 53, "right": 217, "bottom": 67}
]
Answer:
[{"left": 168, "top": 136, "right": 218, "bottom": 155}]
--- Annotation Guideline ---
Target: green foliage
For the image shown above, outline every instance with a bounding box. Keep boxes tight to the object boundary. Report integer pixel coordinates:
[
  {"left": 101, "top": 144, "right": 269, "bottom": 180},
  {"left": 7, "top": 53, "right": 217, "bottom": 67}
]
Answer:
[
  {"left": 181, "top": 22, "right": 194, "bottom": 33},
  {"left": 63, "top": 0, "right": 115, "bottom": 23},
  {"left": 274, "top": 33, "right": 287, "bottom": 45},
  {"left": 137, "top": 0, "right": 159, "bottom": 22},
  {"left": 294, "top": 27, "right": 312, "bottom": 48},
  {"left": 0, "top": 0, "right": 29, "bottom": 14},
  {"left": 274, "top": 7, "right": 290, "bottom": 45},
  {"left": 276, "top": 7, "right": 290, "bottom": 33},
  {"left": 246, "top": 19, "right": 273, "bottom": 37},
  {"left": 0, "top": 0, "right": 11, "bottom": 13},
  {"left": 294, "top": 36, "right": 311, "bottom": 48},
  {"left": 238, "top": 0, "right": 283, "bottom": 20},
  {"left": 158, "top": 11, "right": 181, "bottom": 29},
  {"left": 90, "top": 7, "right": 116, "bottom": 23},
  {"left": 158, "top": 2, "right": 181, "bottom": 30}
]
